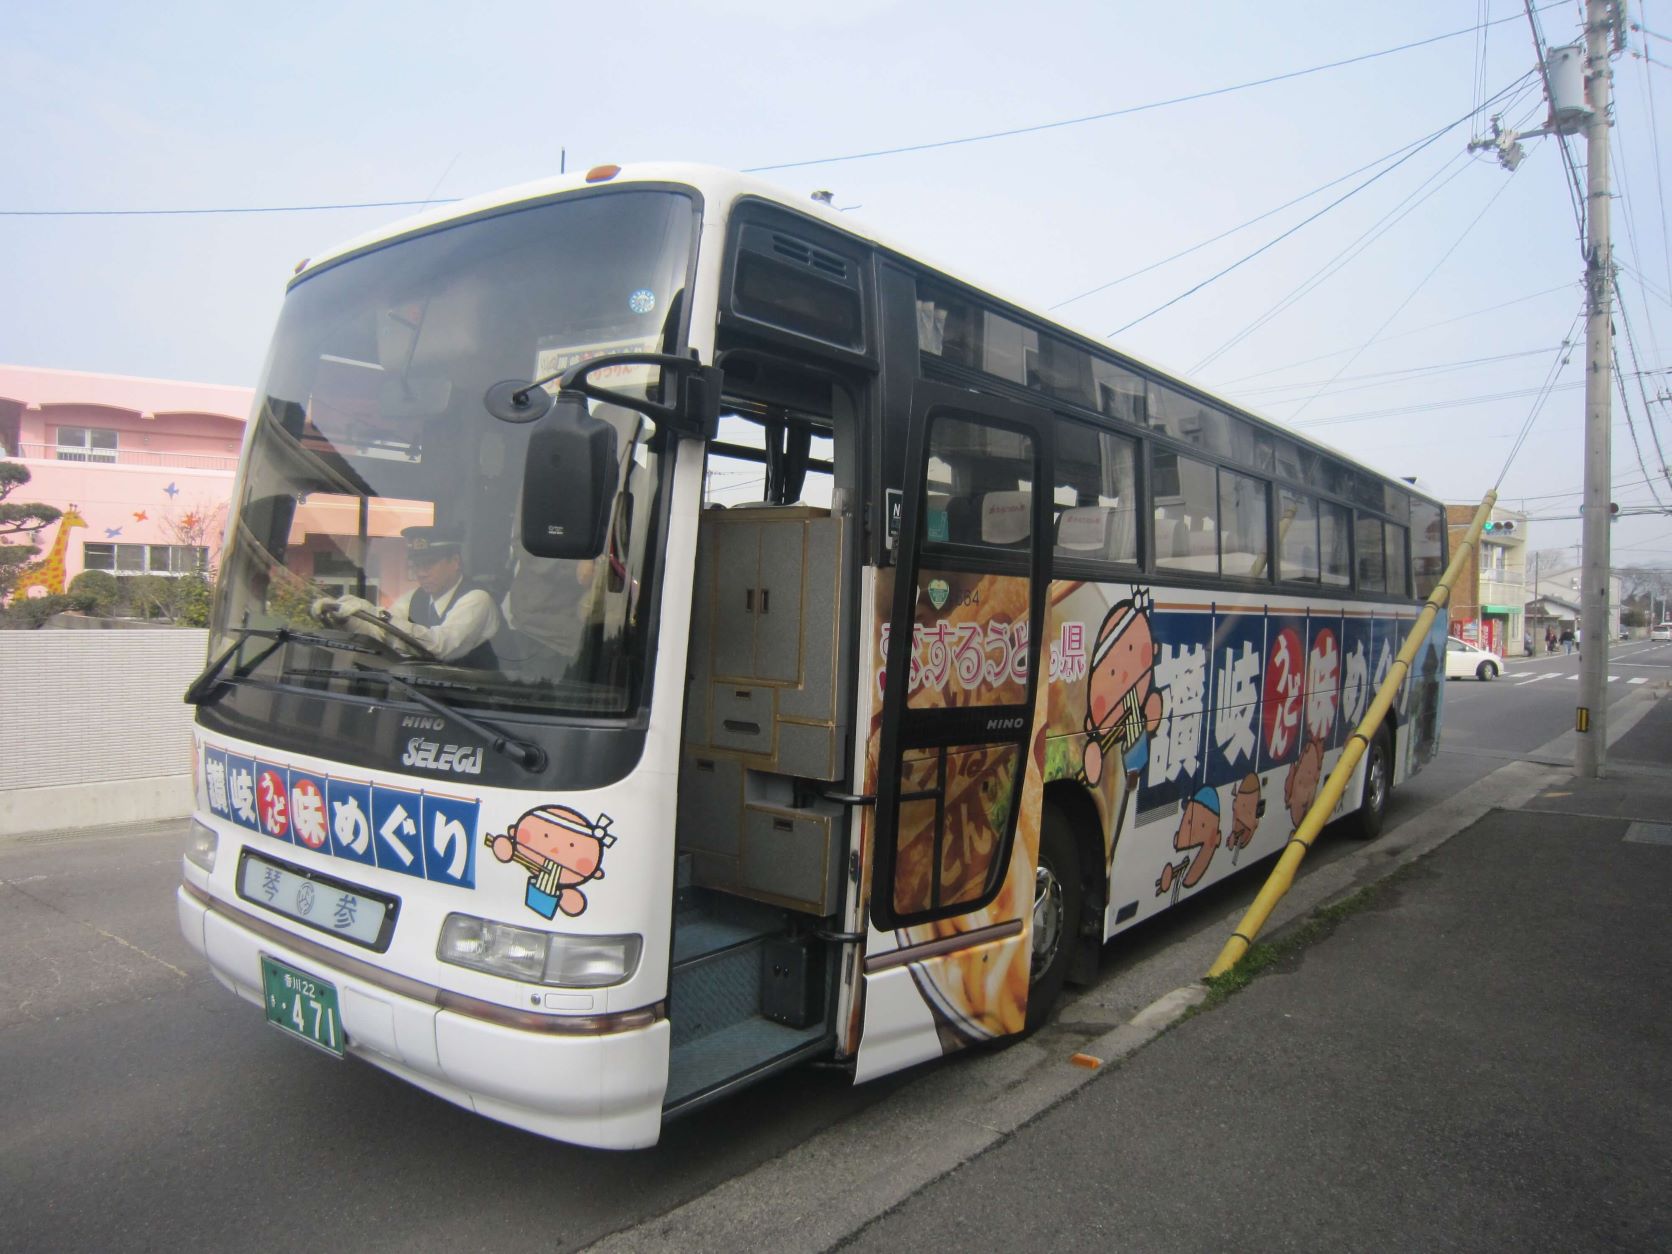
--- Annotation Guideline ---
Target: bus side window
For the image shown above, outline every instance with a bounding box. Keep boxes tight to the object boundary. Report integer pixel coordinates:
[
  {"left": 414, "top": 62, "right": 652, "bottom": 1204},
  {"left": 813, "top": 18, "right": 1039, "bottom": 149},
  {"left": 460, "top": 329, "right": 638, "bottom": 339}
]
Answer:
[{"left": 1052, "top": 418, "right": 1137, "bottom": 567}]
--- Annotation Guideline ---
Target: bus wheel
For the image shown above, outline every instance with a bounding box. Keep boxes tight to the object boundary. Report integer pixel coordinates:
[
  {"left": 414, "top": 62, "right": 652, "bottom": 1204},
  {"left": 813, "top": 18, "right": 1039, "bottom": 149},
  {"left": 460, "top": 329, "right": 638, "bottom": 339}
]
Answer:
[
  {"left": 1027, "top": 806, "right": 1083, "bottom": 1031},
  {"left": 1348, "top": 728, "right": 1393, "bottom": 841}
]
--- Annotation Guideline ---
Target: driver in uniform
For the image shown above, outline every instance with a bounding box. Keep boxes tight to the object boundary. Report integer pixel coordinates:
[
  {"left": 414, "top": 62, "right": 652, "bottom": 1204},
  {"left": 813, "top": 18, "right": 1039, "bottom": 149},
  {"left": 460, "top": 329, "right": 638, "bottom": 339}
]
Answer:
[{"left": 317, "top": 525, "right": 501, "bottom": 665}]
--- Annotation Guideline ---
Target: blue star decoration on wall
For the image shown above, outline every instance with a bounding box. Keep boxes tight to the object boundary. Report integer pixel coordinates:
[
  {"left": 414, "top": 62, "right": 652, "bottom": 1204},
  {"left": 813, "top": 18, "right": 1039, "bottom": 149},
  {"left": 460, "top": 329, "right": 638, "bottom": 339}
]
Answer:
[
  {"left": 105, "top": 527, "right": 123, "bottom": 538},
  {"left": 163, "top": 482, "right": 180, "bottom": 498}
]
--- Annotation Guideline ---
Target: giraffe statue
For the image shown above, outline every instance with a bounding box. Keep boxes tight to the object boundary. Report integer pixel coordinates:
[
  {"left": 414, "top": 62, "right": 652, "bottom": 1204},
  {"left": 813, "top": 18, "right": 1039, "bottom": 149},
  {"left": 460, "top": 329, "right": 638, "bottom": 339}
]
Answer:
[{"left": 12, "top": 505, "right": 89, "bottom": 599}]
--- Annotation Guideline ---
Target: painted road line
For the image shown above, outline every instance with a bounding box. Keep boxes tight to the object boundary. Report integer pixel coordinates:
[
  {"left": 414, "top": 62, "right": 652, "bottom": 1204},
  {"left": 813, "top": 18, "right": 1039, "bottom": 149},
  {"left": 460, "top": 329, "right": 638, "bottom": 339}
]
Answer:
[
  {"left": 1515, "top": 673, "right": 1559, "bottom": 686},
  {"left": 1629, "top": 677, "right": 1648, "bottom": 685}
]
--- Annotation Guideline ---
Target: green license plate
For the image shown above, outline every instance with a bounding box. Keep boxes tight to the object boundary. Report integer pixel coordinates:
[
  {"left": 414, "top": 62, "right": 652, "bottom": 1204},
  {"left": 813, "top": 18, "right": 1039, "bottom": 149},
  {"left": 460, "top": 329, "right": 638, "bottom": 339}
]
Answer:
[{"left": 261, "top": 955, "right": 344, "bottom": 1056}]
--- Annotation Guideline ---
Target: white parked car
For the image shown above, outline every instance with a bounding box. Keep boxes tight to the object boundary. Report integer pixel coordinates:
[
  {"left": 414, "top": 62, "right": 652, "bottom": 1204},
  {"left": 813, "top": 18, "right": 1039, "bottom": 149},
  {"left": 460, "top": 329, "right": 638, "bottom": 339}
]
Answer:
[
  {"left": 1653, "top": 622, "right": 1672, "bottom": 642},
  {"left": 1445, "top": 636, "right": 1503, "bottom": 681}
]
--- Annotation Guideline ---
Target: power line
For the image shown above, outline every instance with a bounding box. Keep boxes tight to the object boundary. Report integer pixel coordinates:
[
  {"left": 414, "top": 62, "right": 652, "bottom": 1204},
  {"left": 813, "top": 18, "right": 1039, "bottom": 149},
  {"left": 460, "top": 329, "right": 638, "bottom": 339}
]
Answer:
[
  {"left": 1229, "top": 345, "right": 1567, "bottom": 399},
  {"left": 1107, "top": 73, "right": 1535, "bottom": 339},
  {"left": 1636, "top": 28, "right": 1672, "bottom": 328},
  {"left": 741, "top": 8, "right": 1562, "bottom": 174},
  {"left": 1213, "top": 284, "right": 1577, "bottom": 384},
  {"left": 1294, "top": 378, "right": 1585, "bottom": 427},
  {"left": 1190, "top": 148, "right": 1477, "bottom": 374},
  {"left": 1497, "top": 308, "right": 1586, "bottom": 486},
  {"left": 1505, "top": 469, "right": 1663, "bottom": 500},
  {"left": 1048, "top": 129, "right": 1447, "bottom": 311},
  {"left": 0, "top": 10, "right": 1568, "bottom": 217},
  {"left": 1524, "top": 0, "right": 1591, "bottom": 245},
  {"left": 0, "top": 197, "right": 457, "bottom": 220},
  {"left": 1613, "top": 283, "right": 1672, "bottom": 499},
  {"left": 1285, "top": 170, "right": 1523, "bottom": 420}
]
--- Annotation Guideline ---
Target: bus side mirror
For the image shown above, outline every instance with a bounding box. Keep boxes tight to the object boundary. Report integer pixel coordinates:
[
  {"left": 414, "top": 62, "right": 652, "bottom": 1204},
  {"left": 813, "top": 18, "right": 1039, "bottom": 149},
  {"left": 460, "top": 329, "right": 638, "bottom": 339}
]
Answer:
[{"left": 520, "top": 392, "right": 620, "bottom": 560}]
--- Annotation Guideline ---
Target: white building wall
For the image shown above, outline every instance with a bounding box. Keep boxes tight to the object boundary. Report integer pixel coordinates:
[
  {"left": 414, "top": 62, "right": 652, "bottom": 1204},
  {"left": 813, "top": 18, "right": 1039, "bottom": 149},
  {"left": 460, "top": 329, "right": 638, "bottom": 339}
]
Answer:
[{"left": 0, "top": 629, "right": 206, "bottom": 835}]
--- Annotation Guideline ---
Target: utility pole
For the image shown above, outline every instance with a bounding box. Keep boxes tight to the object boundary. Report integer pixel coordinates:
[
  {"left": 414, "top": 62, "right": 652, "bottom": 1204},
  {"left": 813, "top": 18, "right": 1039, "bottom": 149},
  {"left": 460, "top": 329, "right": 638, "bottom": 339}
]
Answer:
[{"left": 1576, "top": 0, "right": 1618, "bottom": 778}]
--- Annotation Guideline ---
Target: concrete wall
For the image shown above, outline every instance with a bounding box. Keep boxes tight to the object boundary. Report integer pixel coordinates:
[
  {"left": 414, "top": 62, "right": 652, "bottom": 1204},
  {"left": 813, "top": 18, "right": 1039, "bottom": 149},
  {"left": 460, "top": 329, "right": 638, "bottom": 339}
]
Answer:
[{"left": 0, "top": 628, "right": 206, "bottom": 836}]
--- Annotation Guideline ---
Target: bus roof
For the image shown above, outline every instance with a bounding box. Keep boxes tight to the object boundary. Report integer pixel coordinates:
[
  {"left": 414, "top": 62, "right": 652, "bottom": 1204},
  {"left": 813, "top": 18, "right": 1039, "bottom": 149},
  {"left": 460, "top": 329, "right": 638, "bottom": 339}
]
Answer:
[{"left": 297, "top": 162, "right": 1440, "bottom": 509}]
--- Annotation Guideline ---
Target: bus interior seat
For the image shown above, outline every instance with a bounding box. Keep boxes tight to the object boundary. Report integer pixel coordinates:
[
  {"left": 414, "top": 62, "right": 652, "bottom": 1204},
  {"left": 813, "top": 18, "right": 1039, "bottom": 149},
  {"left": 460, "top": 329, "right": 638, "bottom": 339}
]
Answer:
[
  {"left": 978, "top": 491, "right": 1030, "bottom": 545},
  {"left": 942, "top": 496, "right": 978, "bottom": 543},
  {"left": 1055, "top": 505, "right": 1111, "bottom": 556}
]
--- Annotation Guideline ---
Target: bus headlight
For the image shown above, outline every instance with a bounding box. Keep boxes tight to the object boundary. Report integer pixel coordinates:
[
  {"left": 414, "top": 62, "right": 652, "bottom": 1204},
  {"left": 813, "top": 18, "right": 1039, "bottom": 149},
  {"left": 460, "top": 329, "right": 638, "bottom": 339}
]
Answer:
[
  {"left": 545, "top": 933, "right": 644, "bottom": 988},
  {"left": 185, "top": 820, "right": 218, "bottom": 873},
  {"left": 438, "top": 914, "right": 642, "bottom": 988}
]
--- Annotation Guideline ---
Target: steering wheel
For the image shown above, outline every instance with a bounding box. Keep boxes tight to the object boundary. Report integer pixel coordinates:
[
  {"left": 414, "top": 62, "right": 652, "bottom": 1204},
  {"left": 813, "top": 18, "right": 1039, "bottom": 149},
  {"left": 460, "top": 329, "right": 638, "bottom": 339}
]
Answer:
[{"left": 344, "top": 607, "right": 440, "bottom": 661}]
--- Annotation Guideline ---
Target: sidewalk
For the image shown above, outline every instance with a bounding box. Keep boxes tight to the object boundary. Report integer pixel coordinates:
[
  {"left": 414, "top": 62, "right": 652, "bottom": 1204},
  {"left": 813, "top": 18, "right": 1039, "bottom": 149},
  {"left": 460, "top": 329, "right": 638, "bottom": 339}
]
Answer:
[{"left": 842, "top": 696, "right": 1672, "bottom": 1252}]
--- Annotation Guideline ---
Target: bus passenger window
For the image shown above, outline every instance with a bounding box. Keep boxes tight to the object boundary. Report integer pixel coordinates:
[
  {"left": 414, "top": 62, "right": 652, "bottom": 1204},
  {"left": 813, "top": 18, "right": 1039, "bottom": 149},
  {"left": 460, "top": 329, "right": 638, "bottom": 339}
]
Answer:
[
  {"left": 1052, "top": 420, "right": 1137, "bottom": 565},
  {"left": 1411, "top": 502, "right": 1444, "bottom": 598},
  {"left": 1385, "top": 522, "right": 1410, "bottom": 597},
  {"left": 1218, "top": 469, "right": 1269, "bottom": 577},
  {"left": 1320, "top": 501, "right": 1351, "bottom": 587},
  {"left": 1154, "top": 451, "right": 1217, "bottom": 573},
  {"left": 1278, "top": 489, "right": 1320, "bottom": 583},
  {"left": 1356, "top": 516, "right": 1386, "bottom": 592}
]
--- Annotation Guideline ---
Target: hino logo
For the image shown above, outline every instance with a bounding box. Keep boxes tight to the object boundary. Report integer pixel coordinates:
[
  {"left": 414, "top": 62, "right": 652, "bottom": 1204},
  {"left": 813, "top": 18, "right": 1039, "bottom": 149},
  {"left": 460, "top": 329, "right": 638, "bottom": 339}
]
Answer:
[
  {"left": 400, "top": 715, "right": 446, "bottom": 731},
  {"left": 986, "top": 716, "right": 1025, "bottom": 732},
  {"left": 401, "top": 738, "right": 485, "bottom": 775}
]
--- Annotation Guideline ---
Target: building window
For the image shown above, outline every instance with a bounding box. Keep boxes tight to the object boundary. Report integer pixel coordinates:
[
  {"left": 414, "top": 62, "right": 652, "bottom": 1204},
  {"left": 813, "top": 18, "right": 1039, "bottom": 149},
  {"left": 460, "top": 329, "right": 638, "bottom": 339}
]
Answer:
[
  {"left": 82, "top": 542, "right": 208, "bottom": 576},
  {"left": 56, "top": 426, "right": 119, "bottom": 462}
]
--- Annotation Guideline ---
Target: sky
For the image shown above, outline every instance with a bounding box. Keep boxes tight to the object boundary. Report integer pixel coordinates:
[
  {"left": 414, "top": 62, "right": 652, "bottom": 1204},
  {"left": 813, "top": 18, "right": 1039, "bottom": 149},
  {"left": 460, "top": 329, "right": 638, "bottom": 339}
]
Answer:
[{"left": 4, "top": 0, "right": 1671, "bottom": 565}]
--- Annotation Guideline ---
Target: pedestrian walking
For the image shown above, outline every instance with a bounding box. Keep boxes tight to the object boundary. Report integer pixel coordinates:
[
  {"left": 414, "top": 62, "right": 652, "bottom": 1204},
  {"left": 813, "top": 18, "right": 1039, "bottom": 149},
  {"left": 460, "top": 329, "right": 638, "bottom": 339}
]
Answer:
[
  {"left": 1560, "top": 626, "right": 1575, "bottom": 655},
  {"left": 1545, "top": 627, "right": 1557, "bottom": 654}
]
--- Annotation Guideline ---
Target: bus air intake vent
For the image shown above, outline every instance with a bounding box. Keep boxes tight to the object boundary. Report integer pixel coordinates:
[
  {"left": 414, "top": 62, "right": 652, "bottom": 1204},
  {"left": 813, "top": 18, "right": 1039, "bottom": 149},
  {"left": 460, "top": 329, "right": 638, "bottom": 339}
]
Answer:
[{"left": 771, "top": 233, "right": 848, "bottom": 279}]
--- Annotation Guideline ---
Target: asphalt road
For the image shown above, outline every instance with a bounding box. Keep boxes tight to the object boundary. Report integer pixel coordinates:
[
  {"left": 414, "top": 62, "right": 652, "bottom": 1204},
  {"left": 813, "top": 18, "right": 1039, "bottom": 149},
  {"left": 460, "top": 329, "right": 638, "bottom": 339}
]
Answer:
[{"left": 3, "top": 642, "right": 1667, "bottom": 1252}]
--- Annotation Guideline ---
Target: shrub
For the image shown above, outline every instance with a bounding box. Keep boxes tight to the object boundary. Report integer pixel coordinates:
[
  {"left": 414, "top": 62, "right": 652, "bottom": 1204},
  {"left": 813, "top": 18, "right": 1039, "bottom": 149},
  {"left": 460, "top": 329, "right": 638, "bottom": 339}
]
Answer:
[
  {"left": 0, "top": 593, "right": 74, "bottom": 629},
  {"left": 68, "top": 569, "right": 121, "bottom": 616},
  {"left": 173, "top": 573, "right": 213, "bottom": 627}
]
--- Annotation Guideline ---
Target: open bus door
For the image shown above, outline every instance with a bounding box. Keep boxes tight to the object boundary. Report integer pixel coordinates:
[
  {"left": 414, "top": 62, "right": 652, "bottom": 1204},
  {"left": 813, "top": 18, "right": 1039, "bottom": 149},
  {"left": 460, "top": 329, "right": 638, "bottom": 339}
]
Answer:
[{"left": 855, "top": 382, "right": 1053, "bottom": 1080}]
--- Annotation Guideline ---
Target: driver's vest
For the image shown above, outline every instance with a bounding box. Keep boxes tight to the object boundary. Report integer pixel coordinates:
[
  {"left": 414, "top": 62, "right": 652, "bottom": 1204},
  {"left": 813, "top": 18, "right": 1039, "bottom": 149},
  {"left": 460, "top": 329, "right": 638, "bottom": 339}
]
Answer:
[{"left": 408, "top": 581, "right": 500, "bottom": 669}]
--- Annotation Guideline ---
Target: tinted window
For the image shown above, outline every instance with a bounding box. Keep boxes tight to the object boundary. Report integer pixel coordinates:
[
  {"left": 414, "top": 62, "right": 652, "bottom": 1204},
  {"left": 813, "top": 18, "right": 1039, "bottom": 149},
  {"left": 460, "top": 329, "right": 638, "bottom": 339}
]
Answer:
[
  {"left": 1154, "top": 451, "right": 1219, "bottom": 572},
  {"left": 1356, "top": 516, "right": 1386, "bottom": 592},
  {"left": 1031, "top": 335, "right": 1095, "bottom": 409},
  {"left": 916, "top": 283, "right": 980, "bottom": 368},
  {"left": 734, "top": 251, "right": 863, "bottom": 350},
  {"left": 1053, "top": 419, "right": 1139, "bottom": 565},
  {"left": 1091, "top": 358, "right": 1147, "bottom": 425},
  {"left": 1385, "top": 522, "right": 1409, "bottom": 597},
  {"left": 1278, "top": 489, "right": 1319, "bottom": 583},
  {"left": 1320, "top": 500, "right": 1351, "bottom": 587},
  {"left": 1219, "top": 469, "right": 1269, "bottom": 578},
  {"left": 980, "top": 311, "right": 1036, "bottom": 386},
  {"left": 923, "top": 417, "right": 1033, "bottom": 549},
  {"left": 1411, "top": 502, "right": 1444, "bottom": 598},
  {"left": 1149, "top": 383, "right": 1231, "bottom": 454}
]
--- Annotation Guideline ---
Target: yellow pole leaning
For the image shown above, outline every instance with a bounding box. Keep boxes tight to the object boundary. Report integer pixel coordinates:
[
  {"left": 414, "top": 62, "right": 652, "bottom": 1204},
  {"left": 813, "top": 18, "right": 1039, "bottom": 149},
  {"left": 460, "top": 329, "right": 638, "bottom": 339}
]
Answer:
[{"left": 1205, "top": 490, "right": 1497, "bottom": 979}]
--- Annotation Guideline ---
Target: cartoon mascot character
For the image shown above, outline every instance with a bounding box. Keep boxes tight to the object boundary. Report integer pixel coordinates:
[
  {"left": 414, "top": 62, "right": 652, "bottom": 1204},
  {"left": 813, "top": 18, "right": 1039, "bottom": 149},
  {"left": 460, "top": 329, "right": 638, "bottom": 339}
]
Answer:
[
  {"left": 488, "top": 805, "right": 616, "bottom": 919},
  {"left": 1081, "top": 589, "right": 1164, "bottom": 790}
]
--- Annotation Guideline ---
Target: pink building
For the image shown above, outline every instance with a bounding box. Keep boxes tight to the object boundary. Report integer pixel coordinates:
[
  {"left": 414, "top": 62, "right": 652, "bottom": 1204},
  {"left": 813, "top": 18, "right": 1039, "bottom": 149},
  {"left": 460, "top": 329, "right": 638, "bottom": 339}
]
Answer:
[{"left": 0, "top": 365, "right": 253, "bottom": 595}]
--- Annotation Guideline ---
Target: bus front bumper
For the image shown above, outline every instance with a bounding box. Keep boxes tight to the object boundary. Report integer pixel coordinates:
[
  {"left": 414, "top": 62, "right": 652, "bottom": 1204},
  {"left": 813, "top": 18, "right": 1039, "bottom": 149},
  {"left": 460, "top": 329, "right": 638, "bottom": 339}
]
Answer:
[{"left": 177, "top": 883, "right": 670, "bottom": 1150}]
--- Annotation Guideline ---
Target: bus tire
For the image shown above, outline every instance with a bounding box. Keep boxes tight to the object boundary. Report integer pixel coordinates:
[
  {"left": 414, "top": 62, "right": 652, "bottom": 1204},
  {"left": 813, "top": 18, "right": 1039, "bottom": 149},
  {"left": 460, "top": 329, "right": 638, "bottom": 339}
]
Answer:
[
  {"left": 1349, "top": 728, "right": 1393, "bottom": 841},
  {"left": 1027, "top": 805, "right": 1082, "bottom": 1032}
]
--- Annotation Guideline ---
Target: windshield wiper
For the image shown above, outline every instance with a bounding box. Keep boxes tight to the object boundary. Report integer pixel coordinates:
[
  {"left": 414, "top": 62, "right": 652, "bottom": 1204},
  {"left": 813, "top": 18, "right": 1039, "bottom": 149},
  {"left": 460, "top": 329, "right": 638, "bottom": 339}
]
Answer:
[
  {"left": 185, "top": 625, "right": 379, "bottom": 706},
  {"left": 356, "top": 664, "right": 548, "bottom": 774}
]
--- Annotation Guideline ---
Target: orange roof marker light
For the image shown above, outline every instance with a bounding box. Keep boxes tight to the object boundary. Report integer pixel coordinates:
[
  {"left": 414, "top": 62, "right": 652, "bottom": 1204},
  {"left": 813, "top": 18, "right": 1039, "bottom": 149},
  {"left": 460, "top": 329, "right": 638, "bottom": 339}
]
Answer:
[{"left": 585, "top": 164, "right": 621, "bottom": 183}]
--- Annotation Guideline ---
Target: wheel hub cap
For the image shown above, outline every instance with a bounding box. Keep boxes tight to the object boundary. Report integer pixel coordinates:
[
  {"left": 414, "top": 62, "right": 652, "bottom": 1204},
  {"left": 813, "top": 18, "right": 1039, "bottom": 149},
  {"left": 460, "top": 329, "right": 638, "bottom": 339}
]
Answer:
[{"left": 1032, "top": 863, "right": 1064, "bottom": 978}]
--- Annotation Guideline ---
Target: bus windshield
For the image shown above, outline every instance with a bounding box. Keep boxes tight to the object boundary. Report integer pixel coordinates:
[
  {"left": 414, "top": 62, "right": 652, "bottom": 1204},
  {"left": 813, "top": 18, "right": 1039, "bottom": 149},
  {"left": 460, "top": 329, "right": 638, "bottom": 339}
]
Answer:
[{"left": 211, "top": 188, "right": 697, "bottom": 717}]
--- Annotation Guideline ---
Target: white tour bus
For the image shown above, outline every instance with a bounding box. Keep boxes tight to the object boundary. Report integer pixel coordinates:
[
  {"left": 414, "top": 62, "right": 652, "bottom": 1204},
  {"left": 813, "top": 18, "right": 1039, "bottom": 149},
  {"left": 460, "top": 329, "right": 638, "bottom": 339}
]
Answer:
[{"left": 179, "top": 163, "right": 1450, "bottom": 1149}]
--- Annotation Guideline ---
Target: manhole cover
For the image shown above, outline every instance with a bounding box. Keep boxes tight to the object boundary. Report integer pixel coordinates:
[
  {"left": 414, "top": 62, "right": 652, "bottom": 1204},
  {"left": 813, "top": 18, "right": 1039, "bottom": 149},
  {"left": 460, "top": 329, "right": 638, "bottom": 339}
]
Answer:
[{"left": 1623, "top": 822, "right": 1672, "bottom": 847}]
